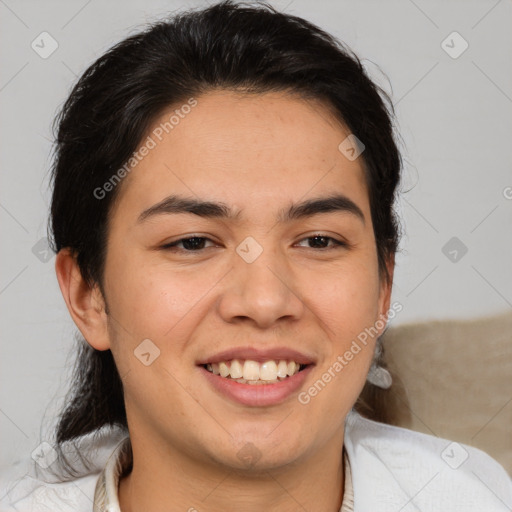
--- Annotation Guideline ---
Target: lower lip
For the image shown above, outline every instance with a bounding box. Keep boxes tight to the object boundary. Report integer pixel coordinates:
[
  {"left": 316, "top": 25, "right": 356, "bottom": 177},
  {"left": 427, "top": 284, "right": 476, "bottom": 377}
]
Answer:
[{"left": 199, "top": 365, "right": 314, "bottom": 407}]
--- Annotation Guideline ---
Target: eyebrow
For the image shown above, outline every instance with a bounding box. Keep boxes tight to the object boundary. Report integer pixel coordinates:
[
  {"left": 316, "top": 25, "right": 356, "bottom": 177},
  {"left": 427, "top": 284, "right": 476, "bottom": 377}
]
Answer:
[{"left": 137, "top": 193, "right": 365, "bottom": 225}]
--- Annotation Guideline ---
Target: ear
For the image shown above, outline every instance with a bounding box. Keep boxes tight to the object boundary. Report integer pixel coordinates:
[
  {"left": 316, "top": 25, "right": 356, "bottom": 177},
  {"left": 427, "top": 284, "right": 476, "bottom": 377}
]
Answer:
[
  {"left": 55, "top": 248, "right": 111, "bottom": 351},
  {"left": 376, "top": 252, "right": 395, "bottom": 335}
]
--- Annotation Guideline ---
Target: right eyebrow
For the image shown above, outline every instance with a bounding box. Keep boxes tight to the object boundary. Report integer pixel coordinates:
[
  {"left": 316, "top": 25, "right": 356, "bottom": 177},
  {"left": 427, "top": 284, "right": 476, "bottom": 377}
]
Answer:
[{"left": 137, "top": 195, "right": 241, "bottom": 224}]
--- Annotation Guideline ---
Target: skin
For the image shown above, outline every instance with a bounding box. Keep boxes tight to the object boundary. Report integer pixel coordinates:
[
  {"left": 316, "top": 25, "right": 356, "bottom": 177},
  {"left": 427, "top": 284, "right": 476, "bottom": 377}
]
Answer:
[{"left": 56, "top": 90, "right": 394, "bottom": 512}]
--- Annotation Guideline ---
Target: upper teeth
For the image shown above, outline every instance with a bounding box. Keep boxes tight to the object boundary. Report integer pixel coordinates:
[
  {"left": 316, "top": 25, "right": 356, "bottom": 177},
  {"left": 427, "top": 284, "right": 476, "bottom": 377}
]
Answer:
[{"left": 205, "top": 359, "right": 302, "bottom": 381}]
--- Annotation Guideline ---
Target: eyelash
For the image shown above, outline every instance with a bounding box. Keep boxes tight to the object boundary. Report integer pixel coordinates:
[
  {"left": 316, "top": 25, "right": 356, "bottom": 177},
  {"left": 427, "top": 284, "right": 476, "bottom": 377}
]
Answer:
[{"left": 160, "top": 235, "right": 348, "bottom": 253}]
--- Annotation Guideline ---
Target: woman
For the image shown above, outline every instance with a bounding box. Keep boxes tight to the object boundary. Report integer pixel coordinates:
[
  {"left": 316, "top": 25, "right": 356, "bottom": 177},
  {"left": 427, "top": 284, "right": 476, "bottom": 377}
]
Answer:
[{"left": 1, "top": 1, "right": 510, "bottom": 510}]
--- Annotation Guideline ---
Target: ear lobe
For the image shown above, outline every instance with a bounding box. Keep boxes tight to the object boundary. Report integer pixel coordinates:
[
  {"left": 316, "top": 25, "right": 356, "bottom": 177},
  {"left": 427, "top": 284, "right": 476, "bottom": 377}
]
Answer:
[{"left": 55, "top": 248, "right": 111, "bottom": 351}]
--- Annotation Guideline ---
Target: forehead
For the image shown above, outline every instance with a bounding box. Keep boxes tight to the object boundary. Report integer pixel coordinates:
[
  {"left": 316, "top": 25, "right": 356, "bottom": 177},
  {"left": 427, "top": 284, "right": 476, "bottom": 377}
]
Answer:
[{"left": 110, "top": 90, "right": 369, "bottom": 225}]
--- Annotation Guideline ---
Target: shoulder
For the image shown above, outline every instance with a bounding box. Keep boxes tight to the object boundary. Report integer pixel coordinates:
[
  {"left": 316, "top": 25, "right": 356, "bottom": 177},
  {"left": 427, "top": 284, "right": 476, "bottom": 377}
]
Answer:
[
  {"left": 344, "top": 411, "right": 512, "bottom": 511},
  {"left": 0, "top": 469, "right": 99, "bottom": 512},
  {"left": 0, "top": 428, "right": 128, "bottom": 512}
]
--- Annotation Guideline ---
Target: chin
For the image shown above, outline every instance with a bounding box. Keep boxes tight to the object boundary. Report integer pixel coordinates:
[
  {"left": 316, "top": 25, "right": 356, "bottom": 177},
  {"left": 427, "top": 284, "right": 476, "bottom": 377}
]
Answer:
[{"left": 207, "top": 430, "right": 309, "bottom": 472}]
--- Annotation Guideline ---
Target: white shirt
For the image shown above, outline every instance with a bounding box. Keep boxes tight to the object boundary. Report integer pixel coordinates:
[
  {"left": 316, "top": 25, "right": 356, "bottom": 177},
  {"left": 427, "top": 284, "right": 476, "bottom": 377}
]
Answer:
[{"left": 1, "top": 411, "right": 510, "bottom": 511}]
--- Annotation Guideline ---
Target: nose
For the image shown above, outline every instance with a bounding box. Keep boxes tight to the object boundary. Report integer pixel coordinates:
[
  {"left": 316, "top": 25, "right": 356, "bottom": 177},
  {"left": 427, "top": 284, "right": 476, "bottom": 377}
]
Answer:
[{"left": 217, "top": 243, "right": 305, "bottom": 329}]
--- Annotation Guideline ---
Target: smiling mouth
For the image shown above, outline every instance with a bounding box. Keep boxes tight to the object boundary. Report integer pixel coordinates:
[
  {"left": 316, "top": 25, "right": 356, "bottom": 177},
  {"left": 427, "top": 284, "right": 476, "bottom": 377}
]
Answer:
[{"left": 201, "top": 359, "right": 309, "bottom": 385}]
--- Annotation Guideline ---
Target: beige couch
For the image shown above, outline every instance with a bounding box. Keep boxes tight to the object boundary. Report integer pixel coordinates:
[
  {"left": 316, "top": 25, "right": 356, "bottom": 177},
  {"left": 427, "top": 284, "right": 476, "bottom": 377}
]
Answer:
[{"left": 356, "top": 311, "right": 512, "bottom": 476}]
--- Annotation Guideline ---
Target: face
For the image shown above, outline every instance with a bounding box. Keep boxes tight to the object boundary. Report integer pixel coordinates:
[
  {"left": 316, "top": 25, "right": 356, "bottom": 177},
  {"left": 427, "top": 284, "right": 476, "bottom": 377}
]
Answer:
[{"left": 80, "top": 90, "right": 392, "bottom": 472}]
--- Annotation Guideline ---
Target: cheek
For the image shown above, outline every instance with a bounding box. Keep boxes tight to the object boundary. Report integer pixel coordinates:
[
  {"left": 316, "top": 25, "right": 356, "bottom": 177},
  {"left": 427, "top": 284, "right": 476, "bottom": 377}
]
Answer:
[
  {"left": 299, "top": 254, "right": 381, "bottom": 407},
  {"left": 298, "top": 268, "right": 379, "bottom": 428},
  {"left": 105, "top": 250, "right": 216, "bottom": 338},
  {"left": 104, "top": 257, "right": 211, "bottom": 410},
  {"left": 304, "top": 257, "right": 382, "bottom": 340}
]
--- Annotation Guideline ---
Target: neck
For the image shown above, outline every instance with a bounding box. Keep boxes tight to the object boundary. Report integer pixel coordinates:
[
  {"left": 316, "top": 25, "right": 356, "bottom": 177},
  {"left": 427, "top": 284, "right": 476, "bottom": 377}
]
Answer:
[{"left": 118, "top": 430, "right": 345, "bottom": 512}]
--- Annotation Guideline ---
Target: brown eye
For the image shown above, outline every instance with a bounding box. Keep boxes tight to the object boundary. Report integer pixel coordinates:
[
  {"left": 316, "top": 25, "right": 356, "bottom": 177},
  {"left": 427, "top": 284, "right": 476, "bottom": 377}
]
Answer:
[
  {"left": 296, "top": 235, "right": 346, "bottom": 250},
  {"left": 161, "top": 236, "right": 216, "bottom": 252}
]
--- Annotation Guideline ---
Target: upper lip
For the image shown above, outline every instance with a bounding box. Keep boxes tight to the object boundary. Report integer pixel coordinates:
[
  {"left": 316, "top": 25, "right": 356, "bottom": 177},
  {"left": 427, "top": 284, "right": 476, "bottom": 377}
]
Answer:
[{"left": 196, "top": 346, "right": 316, "bottom": 366}]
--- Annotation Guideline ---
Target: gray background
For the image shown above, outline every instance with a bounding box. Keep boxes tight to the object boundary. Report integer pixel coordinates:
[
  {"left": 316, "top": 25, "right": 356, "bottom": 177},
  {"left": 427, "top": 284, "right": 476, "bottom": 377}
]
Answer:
[{"left": 1, "top": 0, "right": 511, "bottom": 469}]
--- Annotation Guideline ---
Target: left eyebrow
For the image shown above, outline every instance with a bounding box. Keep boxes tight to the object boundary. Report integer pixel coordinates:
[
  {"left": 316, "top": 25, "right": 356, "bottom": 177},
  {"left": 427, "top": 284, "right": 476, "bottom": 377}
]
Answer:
[
  {"left": 136, "top": 193, "right": 365, "bottom": 225},
  {"left": 280, "top": 194, "right": 365, "bottom": 225}
]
